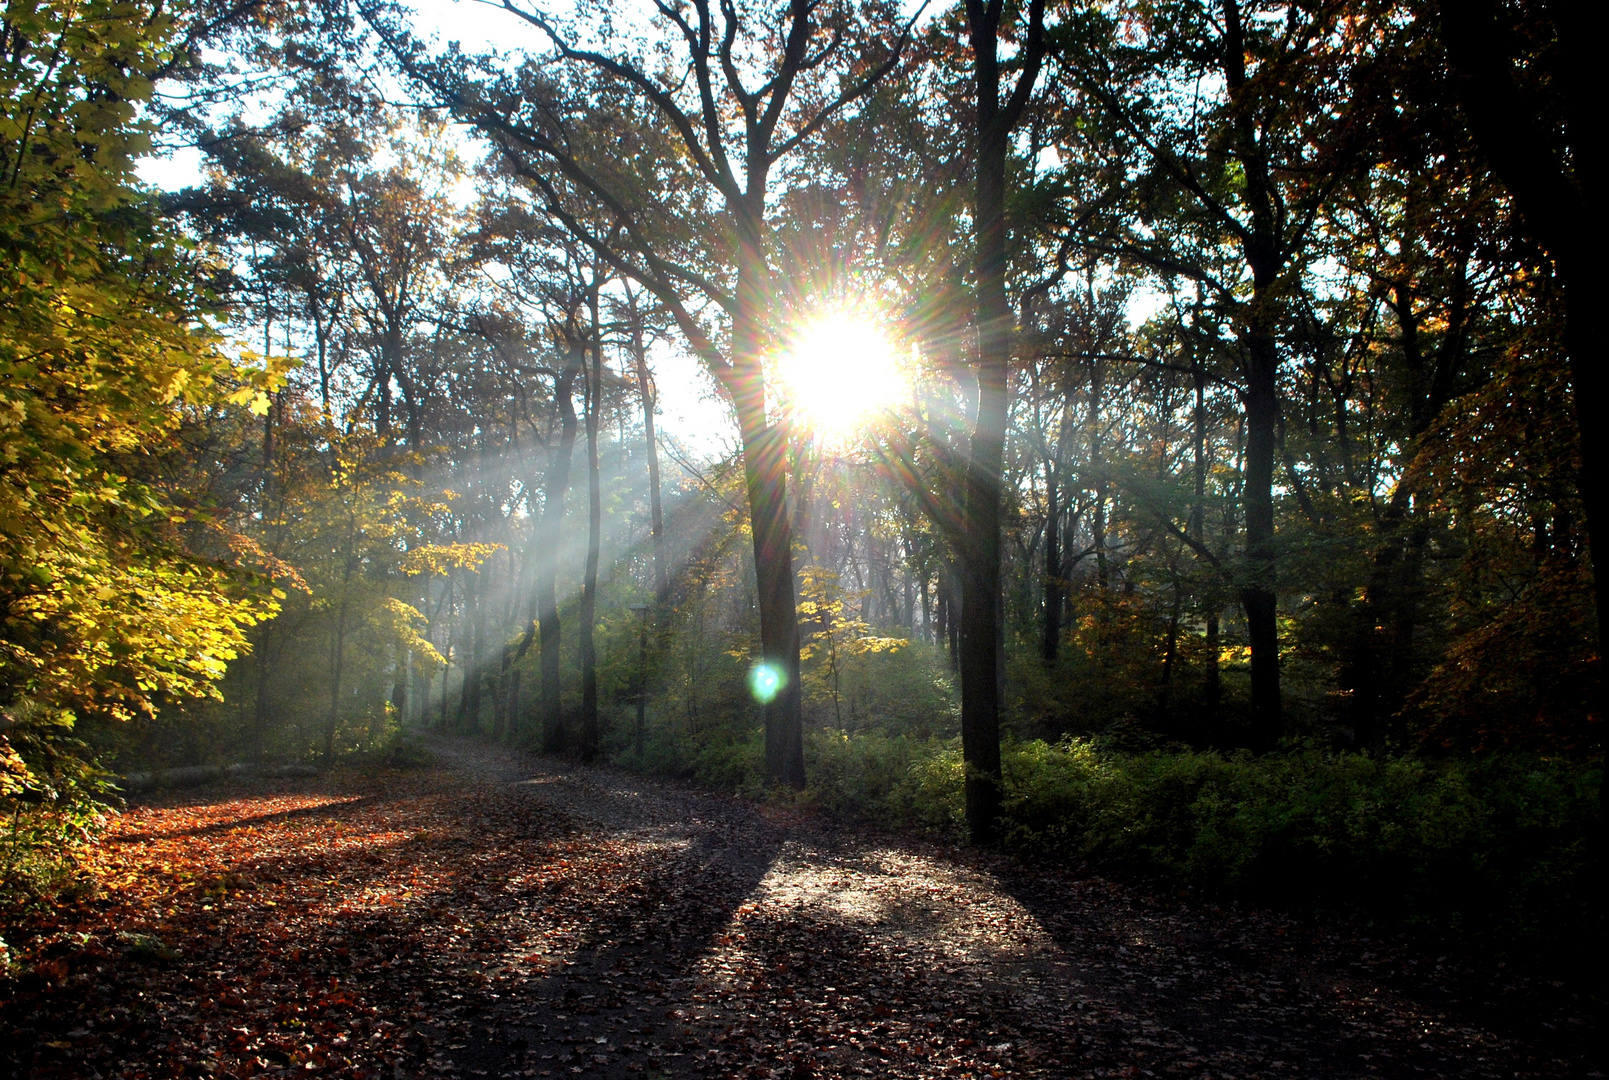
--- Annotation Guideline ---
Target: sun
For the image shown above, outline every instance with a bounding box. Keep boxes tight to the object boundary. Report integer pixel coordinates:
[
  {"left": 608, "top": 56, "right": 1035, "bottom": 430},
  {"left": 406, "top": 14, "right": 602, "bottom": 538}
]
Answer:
[{"left": 776, "top": 308, "right": 906, "bottom": 438}]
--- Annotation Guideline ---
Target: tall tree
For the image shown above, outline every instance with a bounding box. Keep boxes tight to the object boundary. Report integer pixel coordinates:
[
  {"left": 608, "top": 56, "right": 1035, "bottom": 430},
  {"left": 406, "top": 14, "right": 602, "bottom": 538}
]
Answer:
[
  {"left": 536, "top": 296, "right": 585, "bottom": 751},
  {"left": 1061, "top": 0, "right": 1367, "bottom": 746},
  {"left": 1431, "top": 0, "right": 1605, "bottom": 798},
  {"left": 958, "top": 0, "right": 1046, "bottom": 842},
  {"left": 621, "top": 280, "right": 669, "bottom": 604},
  {"left": 578, "top": 282, "right": 606, "bottom": 762},
  {"left": 1, "top": 0, "right": 277, "bottom": 795}
]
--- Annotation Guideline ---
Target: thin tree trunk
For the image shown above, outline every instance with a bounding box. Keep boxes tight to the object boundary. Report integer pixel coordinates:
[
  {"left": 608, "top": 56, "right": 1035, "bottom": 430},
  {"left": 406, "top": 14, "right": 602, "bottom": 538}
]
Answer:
[
  {"left": 579, "top": 289, "right": 604, "bottom": 763},
  {"left": 1191, "top": 359, "right": 1220, "bottom": 718},
  {"left": 458, "top": 576, "right": 484, "bottom": 729},
  {"left": 440, "top": 617, "right": 453, "bottom": 730},
  {"left": 1090, "top": 353, "right": 1110, "bottom": 589},
  {"left": 537, "top": 337, "right": 583, "bottom": 752},
  {"left": 625, "top": 281, "right": 669, "bottom": 603},
  {"left": 325, "top": 536, "right": 355, "bottom": 763},
  {"left": 507, "top": 668, "right": 522, "bottom": 741},
  {"left": 1157, "top": 575, "right": 1183, "bottom": 725},
  {"left": 1041, "top": 460, "right": 1061, "bottom": 663},
  {"left": 253, "top": 627, "right": 275, "bottom": 761},
  {"left": 493, "top": 647, "right": 510, "bottom": 738}
]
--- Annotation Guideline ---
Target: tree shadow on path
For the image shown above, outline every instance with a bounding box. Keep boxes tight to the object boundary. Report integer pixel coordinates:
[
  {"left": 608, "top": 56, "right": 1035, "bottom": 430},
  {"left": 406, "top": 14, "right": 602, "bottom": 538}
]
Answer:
[{"left": 996, "top": 862, "right": 1596, "bottom": 1080}]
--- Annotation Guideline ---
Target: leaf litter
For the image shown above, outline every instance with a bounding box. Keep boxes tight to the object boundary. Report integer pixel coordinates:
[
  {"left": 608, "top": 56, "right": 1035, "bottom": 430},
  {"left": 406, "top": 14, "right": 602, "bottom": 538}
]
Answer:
[{"left": 1, "top": 736, "right": 1597, "bottom": 1079}]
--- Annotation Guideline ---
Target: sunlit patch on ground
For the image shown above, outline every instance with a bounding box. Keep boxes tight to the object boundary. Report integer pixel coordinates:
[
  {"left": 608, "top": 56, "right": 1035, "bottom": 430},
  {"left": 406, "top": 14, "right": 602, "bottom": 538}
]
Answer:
[{"left": 112, "top": 793, "right": 366, "bottom": 841}]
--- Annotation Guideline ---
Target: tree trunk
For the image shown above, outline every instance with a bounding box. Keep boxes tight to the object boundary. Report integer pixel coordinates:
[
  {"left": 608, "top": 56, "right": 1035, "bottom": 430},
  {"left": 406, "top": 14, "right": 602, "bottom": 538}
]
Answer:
[
  {"left": 439, "top": 615, "right": 453, "bottom": 729},
  {"left": 1157, "top": 577, "right": 1183, "bottom": 725},
  {"left": 458, "top": 576, "right": 485, "bottom": 730},
  {"left": 253, "top": 626, "right": 275, "bottom": 761},
  {"left": 729, "top": 294, "right": 806, "bottom": 786},
  {"left": 493, "top": 647, "right": 510, "bottom": 738},
  {"left": 537, "top": 338, "right": 583, "bottom": 752},
  {"left": 1090, "top": 354, "right": 1110, "bottom": 589},
  {"left": 959, "top": 0, "right": 1042, "bottom": 844},
  {"left": 507, "top": 668, "right": 522, "bottom": 741},
  {"left": 325, "top": 543, "right": 354, "bottom": 763},
  {"left": 1041, "top": 461, "right": 1061, "bottom": 663},
  {"left": 579, "top": 290, "right": 604, "bottom": 764},
  {"left": 625, "top": 281, "right": 669, "bottom": 604},
  {"left": 1191, "top": 361, "right": 1220, "bottom": 719},
  {"left": 1240, "top": 318, "right": 1282, "bottom": 748},
  {"left": 1223, "top": 0, "right": 1283, "bottom": 748}
]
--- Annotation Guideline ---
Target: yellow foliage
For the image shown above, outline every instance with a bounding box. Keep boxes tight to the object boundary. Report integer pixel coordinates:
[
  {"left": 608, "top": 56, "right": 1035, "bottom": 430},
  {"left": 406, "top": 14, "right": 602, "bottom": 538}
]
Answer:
[{"left": 2, "top": 1, "right": 278, "bottom": 773}]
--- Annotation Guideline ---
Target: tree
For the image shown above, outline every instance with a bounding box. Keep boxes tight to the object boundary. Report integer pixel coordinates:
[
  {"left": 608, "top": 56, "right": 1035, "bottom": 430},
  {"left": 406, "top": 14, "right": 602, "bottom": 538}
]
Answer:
[
  {"left": 1430, "top": 0, "right": 1605, "bottom": 799},
  {"left": 2, "top": 0, "right": 277, "bottom": 807},
  {"left": 955, "top": 0, "right": 1046, "bottom": 841},
  {"left": 1058, "top": 0, "right": 1371, "bottom": 746}
]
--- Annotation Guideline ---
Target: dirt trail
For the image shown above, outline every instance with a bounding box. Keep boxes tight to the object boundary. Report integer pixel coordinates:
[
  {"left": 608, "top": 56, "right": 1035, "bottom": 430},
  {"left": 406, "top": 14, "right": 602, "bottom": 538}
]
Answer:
[{"left": 2, "top": 736, "right": 1596, "bottom": 1079}]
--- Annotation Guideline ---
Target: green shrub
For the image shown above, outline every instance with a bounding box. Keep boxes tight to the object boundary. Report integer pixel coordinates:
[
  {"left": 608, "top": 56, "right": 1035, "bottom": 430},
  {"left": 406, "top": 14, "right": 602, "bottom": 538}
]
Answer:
[
  {"left": 993, "top": 739, "right": 1600, "bottom": 965},
  {"left": 803, "top": 730, "right": 961, "bottom": 830},
  {"left": 383, "top": 737, "right": 437, "bottom": 770},
  {"left": 640, "top": 727, "right": 1599, "bottom": 969},
  {"left": 685, "top": 727, "right": 766, "bottom": 795}
]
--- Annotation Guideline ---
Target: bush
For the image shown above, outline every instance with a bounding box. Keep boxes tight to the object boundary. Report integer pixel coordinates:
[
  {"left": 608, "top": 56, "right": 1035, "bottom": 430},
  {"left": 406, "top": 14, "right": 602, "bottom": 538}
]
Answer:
[
  {"left": 636, "top": 727, "right": 1600, "bottom": 970},
  {"left": 690, "top": 728, "right": 767, "bottom": 795},
  {"left": 1, "top": 702, "right": 115, "bottom": 914},
  {"left": 1007, "top": 740, "right": 1601, "bottom": 965},
  {"left": 803, "top": 730, "right": 960, "bottom": 830},
  {"left": 383, "top": 736, "right": 437, "bottom": 770}
]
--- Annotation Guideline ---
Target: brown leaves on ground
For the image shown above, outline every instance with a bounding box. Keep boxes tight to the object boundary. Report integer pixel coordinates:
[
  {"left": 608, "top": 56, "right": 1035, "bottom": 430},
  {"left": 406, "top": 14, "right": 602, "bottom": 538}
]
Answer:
[{"left": 1, "top": 737, "right": 1598, "bottom": 1079}]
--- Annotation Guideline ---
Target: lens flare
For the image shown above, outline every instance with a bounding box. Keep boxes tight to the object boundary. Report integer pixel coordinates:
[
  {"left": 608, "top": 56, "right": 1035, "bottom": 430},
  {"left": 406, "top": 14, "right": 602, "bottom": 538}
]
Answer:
[
  {"left": 748, "top": 661, "right": 784, "bottom": 705},
  {"left": 777, "top": 308, "right": 905, "bottom": 437}
]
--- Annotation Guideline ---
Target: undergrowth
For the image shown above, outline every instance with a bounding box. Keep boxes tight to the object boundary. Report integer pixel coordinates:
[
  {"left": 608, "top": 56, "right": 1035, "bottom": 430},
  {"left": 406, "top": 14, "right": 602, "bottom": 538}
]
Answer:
[{"left": 625, "top": 727, "right": 1602, "bottom": 974}]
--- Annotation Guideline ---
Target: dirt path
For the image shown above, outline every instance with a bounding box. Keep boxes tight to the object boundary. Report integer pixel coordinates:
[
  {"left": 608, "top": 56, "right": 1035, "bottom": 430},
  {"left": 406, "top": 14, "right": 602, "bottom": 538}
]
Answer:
[{"left": 2, "top": 737, "right": 1597, "bottom": 1079}]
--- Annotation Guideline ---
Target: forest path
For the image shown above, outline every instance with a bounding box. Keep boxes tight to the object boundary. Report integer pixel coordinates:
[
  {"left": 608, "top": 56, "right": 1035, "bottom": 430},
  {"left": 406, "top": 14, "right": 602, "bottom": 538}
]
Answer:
[{"left": 3, "top": 736, "right": 1594, "bottom": 1079}]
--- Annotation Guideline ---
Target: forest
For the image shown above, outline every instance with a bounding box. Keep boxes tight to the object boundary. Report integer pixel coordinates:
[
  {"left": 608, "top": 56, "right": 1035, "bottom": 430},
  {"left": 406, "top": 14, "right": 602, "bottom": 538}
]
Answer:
[{"left": 1, "top": 0, "right": 1603, "bottom": 1075}]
